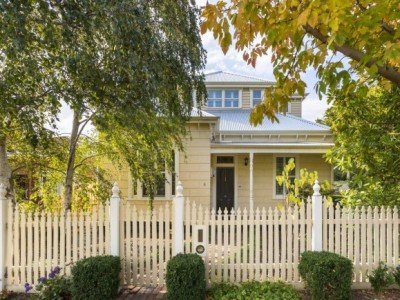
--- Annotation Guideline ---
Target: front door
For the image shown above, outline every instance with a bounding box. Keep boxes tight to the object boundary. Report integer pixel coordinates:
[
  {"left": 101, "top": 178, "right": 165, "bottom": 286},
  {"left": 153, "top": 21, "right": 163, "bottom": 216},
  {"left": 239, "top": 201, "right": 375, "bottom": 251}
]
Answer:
[{"left": 216, "top": 167, "right": 234, "bottom": 212}]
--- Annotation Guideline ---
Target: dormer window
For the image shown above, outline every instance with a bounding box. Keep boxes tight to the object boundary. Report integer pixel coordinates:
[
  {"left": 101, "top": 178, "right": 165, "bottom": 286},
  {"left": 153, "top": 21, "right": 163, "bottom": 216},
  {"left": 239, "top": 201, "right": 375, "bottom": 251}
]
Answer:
[
  {"left": 252, "top": 89, "right": 263, "bottom": 106},
  {"left": 207, "top": 89, "right": 223, "bottom": 107},
  {"left": 224, "top": 89, "right": 239, "bottom": 107},
  {"left": 207, "top": 89, "right": 240, "bottom": 108}
]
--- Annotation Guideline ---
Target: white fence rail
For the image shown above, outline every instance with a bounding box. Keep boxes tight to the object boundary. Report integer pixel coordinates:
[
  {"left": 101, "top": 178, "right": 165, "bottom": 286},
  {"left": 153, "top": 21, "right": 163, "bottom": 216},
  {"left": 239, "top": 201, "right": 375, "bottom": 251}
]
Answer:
[{"left": 1, "top": 181, "right": 399, "bottom": 291}]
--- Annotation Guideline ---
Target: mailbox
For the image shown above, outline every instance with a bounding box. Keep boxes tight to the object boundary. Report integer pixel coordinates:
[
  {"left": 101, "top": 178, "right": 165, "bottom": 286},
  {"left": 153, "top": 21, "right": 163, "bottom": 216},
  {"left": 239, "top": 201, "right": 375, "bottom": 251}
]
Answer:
[{"left": 193, "top": 225, "right": 207, "bottom": 256}]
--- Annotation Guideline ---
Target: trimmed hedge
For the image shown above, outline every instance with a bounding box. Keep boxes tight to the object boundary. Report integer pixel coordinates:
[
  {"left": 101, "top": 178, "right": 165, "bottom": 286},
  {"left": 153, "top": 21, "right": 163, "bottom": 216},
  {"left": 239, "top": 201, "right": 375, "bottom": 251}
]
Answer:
[
  {"left": 71, "top": 255, "right": 121, "bottom": 300},
  {"left": 166, "top": 253, "right": 206, "bottom": 300},
  {"left": 209, "top": 281, "right": 300, "bottom": 300},
  {"left": 298, "top": 251, "right": 353, "bottom": 300}
]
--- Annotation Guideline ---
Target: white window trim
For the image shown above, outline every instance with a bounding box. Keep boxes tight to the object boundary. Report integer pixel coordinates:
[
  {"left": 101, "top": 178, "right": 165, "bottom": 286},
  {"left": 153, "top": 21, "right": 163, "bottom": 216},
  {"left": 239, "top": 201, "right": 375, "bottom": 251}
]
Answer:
[
  {"left": 272, "top": 154, "right": 300, "bottom": 200},
  {"left": 130, "top": 151, "right": 179, "bottom": 201},
  {"left": 250, "top": 89, "right": 264, "bottom": 107},
  {"left": 207, "top": 89, "right": 242, "bottom": 108}
]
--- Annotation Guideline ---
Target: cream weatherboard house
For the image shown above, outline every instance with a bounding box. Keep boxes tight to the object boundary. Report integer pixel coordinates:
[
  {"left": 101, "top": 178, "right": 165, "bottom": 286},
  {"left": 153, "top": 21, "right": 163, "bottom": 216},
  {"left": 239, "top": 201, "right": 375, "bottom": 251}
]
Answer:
[{"left": 108, "top": 71, "right": 333, "bottom": 210}]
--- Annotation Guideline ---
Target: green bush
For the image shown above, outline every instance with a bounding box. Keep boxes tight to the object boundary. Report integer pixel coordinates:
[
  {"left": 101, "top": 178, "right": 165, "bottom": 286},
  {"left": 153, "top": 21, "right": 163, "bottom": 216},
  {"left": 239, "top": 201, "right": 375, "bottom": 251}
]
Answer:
[
  {"left": 368, "top": 262, "right": 394, "bottom": 294},
  {"left": 394, "top": 265, "right": 400, "bottom": 287},
  {"left": 298, "top": 251, "right": 353, "bottom": 300},
  {"left": 208, "top": 281, "right": 300, "bottom": 300},
  {"left": 71, "top": 255, "right": 121, "bottom": 300},
  {"left": 166, "top": 253, "right": 206, "bottom": 300},
  {"left": 36, "top": 275, "right": 71, "bottom": 300}
]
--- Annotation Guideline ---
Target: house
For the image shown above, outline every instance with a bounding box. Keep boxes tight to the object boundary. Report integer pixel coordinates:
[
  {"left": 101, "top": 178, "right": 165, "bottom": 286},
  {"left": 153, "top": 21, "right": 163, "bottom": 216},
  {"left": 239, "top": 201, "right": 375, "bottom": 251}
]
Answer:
[{"left": 107, "top": 71, "right": 333, "bottom": 210}]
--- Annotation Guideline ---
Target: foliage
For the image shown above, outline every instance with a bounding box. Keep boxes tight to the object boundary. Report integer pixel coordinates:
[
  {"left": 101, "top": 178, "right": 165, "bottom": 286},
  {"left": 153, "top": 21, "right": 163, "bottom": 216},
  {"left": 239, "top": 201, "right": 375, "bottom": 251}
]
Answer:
[
  {"left": 10, "top": 134, "right": 112, "bottom": 212},
  {"left": 208, "top": 281, "right": 300, "bottom": 300},
  {"left": 24, "top": 266, "right": 71, "bottom": 300},
  {"left": 276, "top": 158, "right": 334, "bottom": 206},
  {"left": 368, "top": 262, "right": 395, "bottom": 294},
  {"left": 393, "top": 265, "right": 400, "bottom": 288},
  {"left": 166, "top": 253, "right": 206, "bottom": 300},
  {"left": 325, "top": 88, "right": 400, "bottom": 206},
  {"left": 201, "top": 1, "right": 400, "bottom": 124},
  {"left": 71, "top": 255, "right": 121, "bottom": 300},
  {"left": 298, "top": 251, "right": 353, "bottom": 300},
  {"left": 1, "top": 0, "right": 206, "bottom": 209}
]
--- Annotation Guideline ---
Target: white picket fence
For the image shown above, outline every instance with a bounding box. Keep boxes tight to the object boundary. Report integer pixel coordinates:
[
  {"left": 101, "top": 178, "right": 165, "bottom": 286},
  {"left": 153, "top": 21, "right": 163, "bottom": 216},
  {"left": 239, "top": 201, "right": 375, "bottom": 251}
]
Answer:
[
  {"left": 5, "top": 203, "right": 110, "bottom": 291},
  {"left": 1, "top": 181, "right": 400, "bottom": 291}
]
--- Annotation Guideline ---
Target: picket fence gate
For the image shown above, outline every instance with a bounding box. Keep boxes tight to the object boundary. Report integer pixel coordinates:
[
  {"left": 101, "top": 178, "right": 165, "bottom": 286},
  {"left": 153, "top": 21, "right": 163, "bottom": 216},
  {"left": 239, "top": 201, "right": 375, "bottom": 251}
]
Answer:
[{"left": 1, "top": 181, "right": 399, "bottom": 291}]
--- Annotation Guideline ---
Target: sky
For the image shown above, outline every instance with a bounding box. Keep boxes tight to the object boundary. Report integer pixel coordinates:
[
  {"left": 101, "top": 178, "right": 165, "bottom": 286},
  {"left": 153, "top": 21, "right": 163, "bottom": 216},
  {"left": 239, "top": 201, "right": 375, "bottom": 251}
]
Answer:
[{"left": 57, "top": 2, "right": 329, "bottom": 133}]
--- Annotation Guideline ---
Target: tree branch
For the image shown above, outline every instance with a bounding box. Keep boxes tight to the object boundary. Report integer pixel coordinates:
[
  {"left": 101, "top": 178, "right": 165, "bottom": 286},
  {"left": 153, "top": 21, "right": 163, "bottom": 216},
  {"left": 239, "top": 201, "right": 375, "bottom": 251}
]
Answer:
[{"left": 303, "top": 24, "right": 400, "bottom": 86}]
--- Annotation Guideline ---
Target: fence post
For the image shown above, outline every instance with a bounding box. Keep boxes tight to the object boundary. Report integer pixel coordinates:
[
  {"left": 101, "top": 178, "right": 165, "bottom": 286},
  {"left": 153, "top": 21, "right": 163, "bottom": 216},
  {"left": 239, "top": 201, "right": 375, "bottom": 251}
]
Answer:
[
  {"left": 0, "top": 184, "right": 8, "bottom": 290},
  {"left": 173, "top": 181, "right": 184, "bottom": 255},
  {"left": 312, "top": 180, "right": 323, "bottom": 251},
  {"left": 110, "top": 182, "right": 120, "bottom": 256}
]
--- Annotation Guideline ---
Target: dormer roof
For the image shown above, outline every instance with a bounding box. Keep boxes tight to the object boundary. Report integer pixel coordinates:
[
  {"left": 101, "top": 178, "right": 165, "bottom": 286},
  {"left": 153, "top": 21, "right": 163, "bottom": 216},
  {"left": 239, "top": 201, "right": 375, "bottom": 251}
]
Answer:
[{"left": 205, "top": 71, "right": 274, "bottom": 86}]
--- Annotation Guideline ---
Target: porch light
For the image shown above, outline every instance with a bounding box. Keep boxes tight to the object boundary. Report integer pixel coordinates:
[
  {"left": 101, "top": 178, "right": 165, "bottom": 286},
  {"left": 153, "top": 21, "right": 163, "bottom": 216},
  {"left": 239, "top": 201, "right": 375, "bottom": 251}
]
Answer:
[{"left": 244, "top": 157, "right": 249, "bottom": 166}]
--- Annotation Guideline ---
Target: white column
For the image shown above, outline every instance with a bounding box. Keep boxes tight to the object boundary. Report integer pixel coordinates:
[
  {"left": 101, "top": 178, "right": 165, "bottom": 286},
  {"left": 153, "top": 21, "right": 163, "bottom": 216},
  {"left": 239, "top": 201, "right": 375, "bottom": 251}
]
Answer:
[
  {"left": 173, "top": 181, "right": 184, "bottom": 255},
  {"left": 312, "top": 180, "right": 323, "bottom": 251},
  {"left": 109, "top": 182, "right": 120, "bottom": 256},
  {"left": 0, "top": 184, "right": 7, "bottom": 290},
  {"left": 249, "top": 152, "right": 254, "bottom": 211}
]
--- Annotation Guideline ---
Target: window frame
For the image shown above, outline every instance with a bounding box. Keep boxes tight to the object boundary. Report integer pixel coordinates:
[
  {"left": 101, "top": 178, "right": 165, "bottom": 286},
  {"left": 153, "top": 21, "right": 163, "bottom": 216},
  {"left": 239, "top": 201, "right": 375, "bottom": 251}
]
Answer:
[
  {"left": 206, "top": 89, "right": 242, "bottom": 108},
  {"left": 251, "top": 89, "right": 264, "bottom": 107},
  {"left": 272, "top": 155, "right": 299, "bottom": 199},
  {"left": 129, "top": 151, "right": 179, "bottom": 200}
]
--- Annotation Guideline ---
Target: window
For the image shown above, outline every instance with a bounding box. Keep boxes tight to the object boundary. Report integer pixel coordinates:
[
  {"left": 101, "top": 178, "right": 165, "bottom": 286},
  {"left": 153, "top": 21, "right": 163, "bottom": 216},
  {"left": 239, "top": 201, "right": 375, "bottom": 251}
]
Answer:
[
  {"left": 207, "top": 89, "right": 223, "bottom": 107},
  {"left": 252, "top": 89, "right": 263, "bottom": 106},
  {"left": 275, "top": 157, "right": 296, "bottom": 197},
  {"left": 217, "top": 156, "right": 234, "bottom": 164},
  {"left": 142, "top": 173, "right": 166, "bottom": 197},
  {"left": 224, "top": 90, "right": 239, "bottom": 107},
  {"left": 207, "top": 89, "right": 240, "bottom": 108}
]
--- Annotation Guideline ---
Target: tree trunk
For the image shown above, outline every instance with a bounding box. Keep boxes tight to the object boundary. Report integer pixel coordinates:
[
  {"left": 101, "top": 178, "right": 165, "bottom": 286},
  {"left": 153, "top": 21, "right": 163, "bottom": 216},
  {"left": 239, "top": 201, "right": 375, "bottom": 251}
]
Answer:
[
  {"left": 63, "top": 109, "right": 81, "bottom": 211},
  {"left": 0, "top": 136, "right": 11, "bottom": 198}
]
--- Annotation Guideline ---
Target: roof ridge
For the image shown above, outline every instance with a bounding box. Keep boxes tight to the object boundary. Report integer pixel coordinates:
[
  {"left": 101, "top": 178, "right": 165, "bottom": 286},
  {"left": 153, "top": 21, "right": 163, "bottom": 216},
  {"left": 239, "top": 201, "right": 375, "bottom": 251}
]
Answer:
[{"left": 205, "top": 70, "right": 275, "bottom": 83}]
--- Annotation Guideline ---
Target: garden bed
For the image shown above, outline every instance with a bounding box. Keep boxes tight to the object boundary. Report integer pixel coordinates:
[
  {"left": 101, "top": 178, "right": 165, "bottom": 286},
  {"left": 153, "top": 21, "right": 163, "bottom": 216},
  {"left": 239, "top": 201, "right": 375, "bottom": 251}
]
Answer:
[{"left": 299, "top": 289, "right": 400, "bottom": 300}]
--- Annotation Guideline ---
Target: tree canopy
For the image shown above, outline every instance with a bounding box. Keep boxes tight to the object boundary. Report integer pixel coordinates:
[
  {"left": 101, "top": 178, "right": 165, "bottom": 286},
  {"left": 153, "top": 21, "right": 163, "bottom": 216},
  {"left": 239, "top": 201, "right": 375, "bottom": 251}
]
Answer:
[
  {"left": 1, "top": 0, "right": 206, "bottom": 209},
  {"left": 201, "top": 0, "right": 400, "bottom": 123},
  {"left": 325, "top": 88, "right": 400, "bottom": 206}
]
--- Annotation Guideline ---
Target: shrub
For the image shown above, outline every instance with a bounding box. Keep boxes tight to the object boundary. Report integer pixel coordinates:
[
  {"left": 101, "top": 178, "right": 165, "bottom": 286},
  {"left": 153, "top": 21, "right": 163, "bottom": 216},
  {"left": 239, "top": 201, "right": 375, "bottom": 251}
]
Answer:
[
  {"left": 298, "top": 251, "right": 353, "bottom": 300},
  {"left": 368, "top": 262, "right": 394, "bottom": 294},
  {"left": 166, "top": 253, "right": 206, "bottom": 300},
  {"left": 208, "top": 281, "right": 300, "bottom": 300},
  {"left": 36, "top": 275, "right": 71, "bottom": 300},
  {"left": 394, "top": 265, "right": 400, "bottom": 287},
  {"left": 71, "top": 255, "right": 121, "bottom": 300}
]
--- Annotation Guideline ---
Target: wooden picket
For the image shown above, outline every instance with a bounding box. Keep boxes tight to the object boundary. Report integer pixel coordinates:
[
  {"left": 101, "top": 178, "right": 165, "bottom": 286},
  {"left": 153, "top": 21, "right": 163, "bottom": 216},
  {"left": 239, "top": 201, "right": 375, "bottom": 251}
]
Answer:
[
  {"left": 119, "top": 202, "right": 173, "bottom": 286},
  {"left": 5, "top": 194, "right": 400, "bottom": 291},
  {"left": 5, "top": 203, "right": 110, "bottom": 291}
]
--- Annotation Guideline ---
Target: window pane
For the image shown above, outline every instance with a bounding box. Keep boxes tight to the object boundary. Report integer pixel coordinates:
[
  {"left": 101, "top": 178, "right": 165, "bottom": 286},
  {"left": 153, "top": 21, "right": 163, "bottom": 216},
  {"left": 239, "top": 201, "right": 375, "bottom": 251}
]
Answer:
[
  {"left": 224, "top": 89, "right": 239, "bottom": 107},
  {"left": 253, "top": 90, "right": 262, "bottom": 106},
  {"left": 275, "top": 157, "right": 296, "bottom": 196},
  {"left": 217, "top": 156, "right": 234, "bottom": 164},
  {"left": 207, "top": 89, "right": 222, "bottom": 107},
  {"left": 143, "top": 174, "right": 166, "bottom": 197}
]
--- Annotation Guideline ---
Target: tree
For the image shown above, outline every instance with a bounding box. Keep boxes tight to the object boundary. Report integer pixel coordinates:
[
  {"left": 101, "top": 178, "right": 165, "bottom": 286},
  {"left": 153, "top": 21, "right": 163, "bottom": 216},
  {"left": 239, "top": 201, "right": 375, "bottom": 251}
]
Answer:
[
  {"left": 325, "top": 88, "right": 400, "bottom": 206},
  {"left": 201, "top": 1, "right": 400, "bottom": 123},
  {"left": 0, "top": 2, "right": 61, "bottom": 197},
  {"left": 276, "top": 158, "right": 334, "bottom": 207},
  {"left": 2, "top": 0, "right": 206, "bottom": 209}
]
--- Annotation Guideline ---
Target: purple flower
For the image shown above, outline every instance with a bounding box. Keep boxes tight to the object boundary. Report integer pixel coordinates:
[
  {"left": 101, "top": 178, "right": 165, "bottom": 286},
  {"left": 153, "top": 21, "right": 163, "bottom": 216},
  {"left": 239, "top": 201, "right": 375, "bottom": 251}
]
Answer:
[
  {"left": 24, "top": 283, "right": 33, "bottom": 293},
  {"left": 39, "top": 276, "right": 47, "bottom": 283}
]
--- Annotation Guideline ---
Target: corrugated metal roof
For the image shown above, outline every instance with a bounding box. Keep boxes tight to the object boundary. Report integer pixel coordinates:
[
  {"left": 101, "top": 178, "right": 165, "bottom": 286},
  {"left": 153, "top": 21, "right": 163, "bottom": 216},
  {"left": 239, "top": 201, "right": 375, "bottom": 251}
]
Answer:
[
  {"left": 205, "top": 71, "right": 274, "bottom": 84},
  {"left": 190, "top": 107, "right": 217, "bottom": 118},
  {"left": 203, "top": 109, "right": 330, "bottom": 133}
]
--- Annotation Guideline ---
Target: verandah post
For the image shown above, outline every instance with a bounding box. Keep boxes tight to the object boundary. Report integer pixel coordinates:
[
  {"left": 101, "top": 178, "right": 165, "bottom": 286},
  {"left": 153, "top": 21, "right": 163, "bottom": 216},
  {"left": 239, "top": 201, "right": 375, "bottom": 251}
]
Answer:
[
  {"left": 0, "top": 184, "right": 8, "bottom": 290},
  {"left": 173, "top": 181, "right": 184, "bottom": 255},
  {"left": 110, "top": 182, "right": 120, "bottom": 256},
  {"left": 312, "top": 180, "right": 323, "bottom": 251}
]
